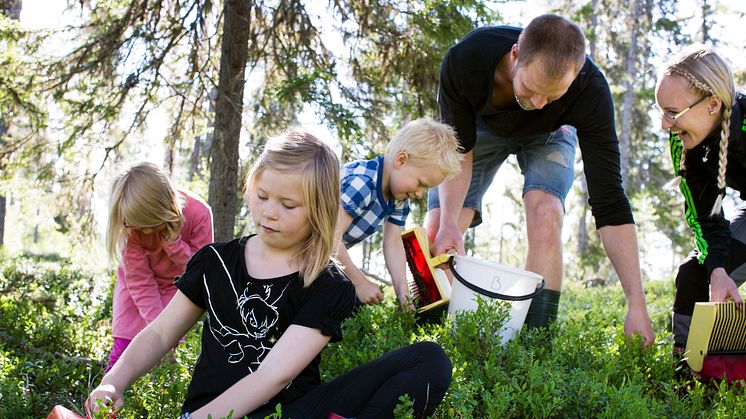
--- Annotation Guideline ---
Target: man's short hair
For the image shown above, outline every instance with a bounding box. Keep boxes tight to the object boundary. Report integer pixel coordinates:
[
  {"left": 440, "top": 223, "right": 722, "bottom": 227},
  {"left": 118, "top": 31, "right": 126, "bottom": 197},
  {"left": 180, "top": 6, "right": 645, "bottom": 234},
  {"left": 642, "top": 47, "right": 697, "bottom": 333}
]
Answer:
[
  {"left": 385, "top": 117, "right": 463, "bottom": 178},
  {"left": 516, "top": 14, "right": 586, "bottom": 79}
]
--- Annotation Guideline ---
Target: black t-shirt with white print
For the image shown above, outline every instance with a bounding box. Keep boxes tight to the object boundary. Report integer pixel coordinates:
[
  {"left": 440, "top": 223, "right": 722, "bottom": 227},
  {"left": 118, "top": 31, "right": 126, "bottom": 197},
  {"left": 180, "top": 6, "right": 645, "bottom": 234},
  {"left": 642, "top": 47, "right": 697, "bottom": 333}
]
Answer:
[{"left": 175, "top": 235, "right": 356, "bottom": 414}]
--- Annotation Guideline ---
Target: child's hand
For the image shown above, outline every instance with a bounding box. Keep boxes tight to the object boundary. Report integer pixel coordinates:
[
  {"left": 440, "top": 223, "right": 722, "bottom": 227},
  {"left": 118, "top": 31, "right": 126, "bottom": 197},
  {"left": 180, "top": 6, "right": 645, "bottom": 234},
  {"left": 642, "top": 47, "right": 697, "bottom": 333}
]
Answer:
[
  {"left": 395, "top": 289, "right": 416, "bottom": 312},
  {"left": 355, "top": 278, "right": 384, "bottom": 304},
  {"left": 398, "top": 300, "right": 416, "bottom": 312},
  {"left": 160, "top": 220, "right": 182, "bottom": 242},
  {"left": 86, "top": 384, "right": 123, "bottom": 417}
]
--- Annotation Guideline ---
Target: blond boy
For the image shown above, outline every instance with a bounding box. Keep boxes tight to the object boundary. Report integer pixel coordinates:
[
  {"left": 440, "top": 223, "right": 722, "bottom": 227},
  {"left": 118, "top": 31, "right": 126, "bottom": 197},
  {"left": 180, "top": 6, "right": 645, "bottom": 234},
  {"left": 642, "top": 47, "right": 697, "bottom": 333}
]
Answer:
[{"left": 336, "top": 117, "right": 462, "bottom": 308}]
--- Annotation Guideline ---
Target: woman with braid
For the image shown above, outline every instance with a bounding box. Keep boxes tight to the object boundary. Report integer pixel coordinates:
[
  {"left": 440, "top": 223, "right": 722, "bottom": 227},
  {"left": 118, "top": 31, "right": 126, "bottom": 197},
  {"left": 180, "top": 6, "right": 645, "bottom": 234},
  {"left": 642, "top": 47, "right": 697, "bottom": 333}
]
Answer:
[{"left": 655, "top": 45, "right": 746, "bottom": 353}]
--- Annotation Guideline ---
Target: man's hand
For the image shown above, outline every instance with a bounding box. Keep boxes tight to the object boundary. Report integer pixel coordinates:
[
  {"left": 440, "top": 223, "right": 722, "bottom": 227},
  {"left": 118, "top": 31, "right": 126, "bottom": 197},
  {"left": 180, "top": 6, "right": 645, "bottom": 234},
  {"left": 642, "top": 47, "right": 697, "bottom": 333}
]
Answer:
[
  {"left": 355, "top": 277, "right": 384, "bottom": 304},
  {"left": 710, "top": 268, "right": 744, "bottom": 306},
  {"left": 624, "top": 305, "right": 655, "bottom": 347},
  {"left": 598, "top": 224, "right": 654, "bottom": 348},
  {"left": 432, "top": 222, "right": 465, "bottom": 256}
]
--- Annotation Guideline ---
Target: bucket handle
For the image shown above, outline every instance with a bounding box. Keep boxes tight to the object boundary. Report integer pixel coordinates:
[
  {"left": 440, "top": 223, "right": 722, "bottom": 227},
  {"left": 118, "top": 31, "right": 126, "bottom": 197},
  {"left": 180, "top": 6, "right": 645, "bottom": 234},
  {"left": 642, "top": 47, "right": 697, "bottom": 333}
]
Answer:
[{"left": 448, "top": 256, "right": 545, "bottom": 301}]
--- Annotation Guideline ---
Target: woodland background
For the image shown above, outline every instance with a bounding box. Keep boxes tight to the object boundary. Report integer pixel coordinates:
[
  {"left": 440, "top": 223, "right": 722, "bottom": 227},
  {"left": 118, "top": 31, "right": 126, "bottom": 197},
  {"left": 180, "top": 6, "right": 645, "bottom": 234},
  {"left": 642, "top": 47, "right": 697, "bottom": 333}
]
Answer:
[
  {"left": 1, "top": 0, "right": 746, "bottom": 417},
  {"left": 1, "top": 0, "right": 745, "bottom": 283}
]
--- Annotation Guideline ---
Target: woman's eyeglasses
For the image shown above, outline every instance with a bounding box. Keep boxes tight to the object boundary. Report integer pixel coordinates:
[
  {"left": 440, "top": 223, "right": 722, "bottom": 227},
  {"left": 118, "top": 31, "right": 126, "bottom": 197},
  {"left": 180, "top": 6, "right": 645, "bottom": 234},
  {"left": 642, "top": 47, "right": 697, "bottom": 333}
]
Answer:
[{"left": 654, "top": 96, "right": 709, "bottom": 124}]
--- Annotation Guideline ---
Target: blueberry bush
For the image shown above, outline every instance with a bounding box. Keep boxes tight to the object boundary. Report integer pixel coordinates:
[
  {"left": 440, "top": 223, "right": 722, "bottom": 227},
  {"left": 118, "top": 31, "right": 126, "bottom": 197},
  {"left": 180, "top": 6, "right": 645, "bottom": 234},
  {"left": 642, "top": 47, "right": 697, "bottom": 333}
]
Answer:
[{"left": 1, "top": 255, "right": 744, "bottom": 418}]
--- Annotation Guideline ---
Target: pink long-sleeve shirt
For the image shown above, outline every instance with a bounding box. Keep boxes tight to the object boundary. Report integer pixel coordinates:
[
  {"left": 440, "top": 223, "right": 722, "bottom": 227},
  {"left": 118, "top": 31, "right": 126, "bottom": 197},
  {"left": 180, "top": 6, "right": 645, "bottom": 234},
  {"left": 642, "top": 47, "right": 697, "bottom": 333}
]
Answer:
[{"left": 112, "top": 190, "right": 213, "bottom": 340}]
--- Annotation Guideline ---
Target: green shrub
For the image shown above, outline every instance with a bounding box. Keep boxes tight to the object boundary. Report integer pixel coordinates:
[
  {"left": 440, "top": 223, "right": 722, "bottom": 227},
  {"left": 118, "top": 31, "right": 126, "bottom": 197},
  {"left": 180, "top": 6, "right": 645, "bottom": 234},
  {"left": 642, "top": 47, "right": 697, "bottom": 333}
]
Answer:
[
  {"left": 2, "top": 257, "right": 744, "bottom": 418},
  {"left": 0, "top": 256, "right": 112, "bottom": 418}
]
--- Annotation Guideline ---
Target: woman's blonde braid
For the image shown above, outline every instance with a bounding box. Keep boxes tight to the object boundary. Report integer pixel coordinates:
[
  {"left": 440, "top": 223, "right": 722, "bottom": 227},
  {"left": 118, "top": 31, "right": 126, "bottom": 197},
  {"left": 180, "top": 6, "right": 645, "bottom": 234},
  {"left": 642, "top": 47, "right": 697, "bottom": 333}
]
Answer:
[
  {"left": 710, "top": 106, "right": 731, "bottom": 215},
  {"left": 672, "top": 69, "right": 713, "bottom": 97}
]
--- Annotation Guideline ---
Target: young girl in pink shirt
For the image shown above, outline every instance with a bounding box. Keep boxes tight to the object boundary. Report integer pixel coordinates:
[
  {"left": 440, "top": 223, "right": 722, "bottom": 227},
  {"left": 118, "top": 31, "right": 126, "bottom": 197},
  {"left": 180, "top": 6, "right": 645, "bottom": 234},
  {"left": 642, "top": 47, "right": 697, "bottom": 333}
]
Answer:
[{"left": 105, "top": 162, "right": 213, "bottom": 370}]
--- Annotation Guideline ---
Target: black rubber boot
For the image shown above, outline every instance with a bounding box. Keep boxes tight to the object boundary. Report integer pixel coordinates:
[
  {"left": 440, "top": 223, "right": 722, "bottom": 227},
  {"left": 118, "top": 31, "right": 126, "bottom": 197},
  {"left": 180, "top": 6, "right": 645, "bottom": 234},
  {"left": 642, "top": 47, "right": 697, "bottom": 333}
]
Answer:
[{"left": 524, "top": 289, "right": 561, "bottom": 329}]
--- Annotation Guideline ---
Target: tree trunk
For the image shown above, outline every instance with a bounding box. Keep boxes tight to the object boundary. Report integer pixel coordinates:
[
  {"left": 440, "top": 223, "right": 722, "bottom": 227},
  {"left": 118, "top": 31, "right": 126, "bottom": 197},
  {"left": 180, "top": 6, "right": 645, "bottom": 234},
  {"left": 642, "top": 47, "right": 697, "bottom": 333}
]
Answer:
[
  {"left": 188, "top": 135, "right": 202, "bottom": 181},
  {"left": 0, "top": 119, "right": 6, "bottom": 248},
  {"left": 700, "top": 0, "right": 711, "bottom": 43},
  {"left": 576, "top": 0, "right": 598, "bottom": 259},
  {"left": 619, "top": 0, "right": 642, "bottom": 190},
  {"left": 189, "top": 88, "right": 217, "bottom": 181},
  {"left": 589, "top": 0, "right": 598, "bottom": 61},
  {"left": 0, "top": 0, "right": 22, "bottom": 248},
  {"left": 0, "top": 193, "right": 5, "bottom": 248},
  {"left": 0, "top": 0, "right": 21, "bottom": 18},
  {"left": 208, "top": 0, "right": 251, "bottom": 241},
  {"left": 362, "top": 239, "right": 371, "bottom": 271}
]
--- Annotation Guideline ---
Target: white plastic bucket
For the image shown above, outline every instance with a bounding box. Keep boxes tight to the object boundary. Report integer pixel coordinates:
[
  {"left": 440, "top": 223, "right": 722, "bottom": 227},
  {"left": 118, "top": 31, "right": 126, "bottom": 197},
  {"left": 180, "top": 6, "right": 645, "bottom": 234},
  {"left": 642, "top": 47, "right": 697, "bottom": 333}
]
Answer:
[{"left": 446, "top": 255, "right": 544, "bottom": 344}]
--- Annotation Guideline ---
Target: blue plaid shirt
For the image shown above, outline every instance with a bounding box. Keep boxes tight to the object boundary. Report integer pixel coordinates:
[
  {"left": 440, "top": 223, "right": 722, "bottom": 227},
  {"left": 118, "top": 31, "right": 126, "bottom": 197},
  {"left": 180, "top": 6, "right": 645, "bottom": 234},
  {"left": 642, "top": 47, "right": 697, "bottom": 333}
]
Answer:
[{"left": 341, "top": 156, "right": 409, "bottom": 247}]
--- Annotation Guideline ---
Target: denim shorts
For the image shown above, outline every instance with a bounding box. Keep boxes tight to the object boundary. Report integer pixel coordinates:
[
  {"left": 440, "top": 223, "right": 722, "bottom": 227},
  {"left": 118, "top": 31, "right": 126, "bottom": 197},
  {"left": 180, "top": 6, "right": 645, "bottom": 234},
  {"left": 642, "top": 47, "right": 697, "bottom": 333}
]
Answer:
[{"left": 428, "top": 122, "right": 577, "bottom": 227}]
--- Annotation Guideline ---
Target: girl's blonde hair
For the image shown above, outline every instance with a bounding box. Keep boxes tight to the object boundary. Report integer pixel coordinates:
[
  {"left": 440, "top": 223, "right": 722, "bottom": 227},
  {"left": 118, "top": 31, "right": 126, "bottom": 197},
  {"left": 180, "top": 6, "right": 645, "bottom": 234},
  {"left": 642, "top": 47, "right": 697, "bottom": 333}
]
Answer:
[
  {"left": 385, "top": 117, "right": 463, "bottom": 178},
  {"left": 664, "top": 45, "right": 735, "bottom": 215},
  {"left": 245, "top": 129, "right": 340, "bottom": 286},
  {"left": 106, "top": 162, "right": 184, "bottom": 260}
]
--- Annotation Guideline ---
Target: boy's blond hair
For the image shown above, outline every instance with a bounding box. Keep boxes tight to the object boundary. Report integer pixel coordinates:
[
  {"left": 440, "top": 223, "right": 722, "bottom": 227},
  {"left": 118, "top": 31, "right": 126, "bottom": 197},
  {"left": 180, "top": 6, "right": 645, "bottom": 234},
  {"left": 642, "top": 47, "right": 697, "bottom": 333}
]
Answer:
[
  {"left": 384, "top": 117, "right": 463, "bottom": 177},
  {"left": 106, "top": 162, "right": 184, "bottom": 260},
  {"left": 245, "top": 129, "right": 340, "bottom": 286}
]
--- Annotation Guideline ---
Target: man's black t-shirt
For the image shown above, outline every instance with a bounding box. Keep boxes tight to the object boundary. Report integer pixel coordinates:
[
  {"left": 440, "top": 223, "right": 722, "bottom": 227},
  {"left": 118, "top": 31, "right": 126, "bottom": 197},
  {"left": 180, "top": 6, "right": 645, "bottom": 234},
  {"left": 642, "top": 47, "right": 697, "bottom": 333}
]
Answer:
[
  {"left": 175, "top": 236, "right": 356, "bottom": 414},
  {"left": 438, "top": 26, "right": 633, "bottom": 228}
]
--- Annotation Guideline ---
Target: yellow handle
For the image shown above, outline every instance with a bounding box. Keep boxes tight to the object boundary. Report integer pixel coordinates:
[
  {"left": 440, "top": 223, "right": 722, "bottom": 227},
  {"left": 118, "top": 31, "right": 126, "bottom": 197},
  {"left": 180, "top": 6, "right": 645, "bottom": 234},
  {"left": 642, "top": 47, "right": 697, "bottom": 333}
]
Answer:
[
  {"left": 428, "top": 253, "right": 451, "bottom": 267},
  {"left": 402, "top": 226, "right": 451, "bottom": 267}
]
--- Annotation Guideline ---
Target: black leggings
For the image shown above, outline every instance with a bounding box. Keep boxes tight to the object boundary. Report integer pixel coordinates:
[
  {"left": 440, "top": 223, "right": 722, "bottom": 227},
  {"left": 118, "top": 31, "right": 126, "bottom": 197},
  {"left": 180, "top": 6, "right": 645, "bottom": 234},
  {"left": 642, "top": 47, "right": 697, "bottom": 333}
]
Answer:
[
  {"left": 248, "top": 341, "right": 452, "bottom": 419},
  {"left": 672, "top": 239, "right": 746, "bottom": 348}
]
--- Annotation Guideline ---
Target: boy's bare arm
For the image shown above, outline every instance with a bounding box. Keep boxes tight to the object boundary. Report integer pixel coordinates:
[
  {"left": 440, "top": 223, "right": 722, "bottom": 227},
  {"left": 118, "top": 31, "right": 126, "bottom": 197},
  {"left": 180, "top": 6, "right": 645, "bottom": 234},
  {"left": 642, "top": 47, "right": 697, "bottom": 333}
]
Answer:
[
  {"left": 383, "top": 221, "right": 412, "bottom": 309},
  {"left": 334, "top": 207, "right": 384, "bottom": 304}
]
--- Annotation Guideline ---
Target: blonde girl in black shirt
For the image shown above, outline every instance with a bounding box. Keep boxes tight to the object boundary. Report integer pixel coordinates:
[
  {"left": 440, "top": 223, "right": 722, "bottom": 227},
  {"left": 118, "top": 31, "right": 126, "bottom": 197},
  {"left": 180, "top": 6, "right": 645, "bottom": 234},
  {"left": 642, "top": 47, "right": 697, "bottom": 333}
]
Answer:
[{"left": 86, "top": 129, "right": 452, "bottom": 419}]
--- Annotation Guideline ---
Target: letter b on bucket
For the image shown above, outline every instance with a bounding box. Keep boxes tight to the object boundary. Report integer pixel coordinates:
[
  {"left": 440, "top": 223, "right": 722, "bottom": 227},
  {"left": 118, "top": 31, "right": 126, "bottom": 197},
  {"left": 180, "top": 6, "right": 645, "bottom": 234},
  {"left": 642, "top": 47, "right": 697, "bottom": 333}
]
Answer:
[{"left": 447, "top": 255, "right": 544, "bottom": 344}]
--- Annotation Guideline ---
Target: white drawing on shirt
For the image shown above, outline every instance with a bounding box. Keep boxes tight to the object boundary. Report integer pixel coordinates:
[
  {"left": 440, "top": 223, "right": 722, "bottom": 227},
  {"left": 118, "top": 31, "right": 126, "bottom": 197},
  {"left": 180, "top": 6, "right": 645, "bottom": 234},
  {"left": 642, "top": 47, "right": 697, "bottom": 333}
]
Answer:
[{"left": 204, "top": 246, "right": 290, "bottom": 371}]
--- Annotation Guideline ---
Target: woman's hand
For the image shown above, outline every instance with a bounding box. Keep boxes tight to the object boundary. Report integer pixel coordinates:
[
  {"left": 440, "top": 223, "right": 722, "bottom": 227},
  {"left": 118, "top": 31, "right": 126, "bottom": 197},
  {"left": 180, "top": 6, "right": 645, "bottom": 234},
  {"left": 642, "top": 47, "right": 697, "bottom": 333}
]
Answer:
[
  {"left": 86, "top": 383, "right": 124, "bottom": 417},
  {"left": 709, "top": 268, "right": 744, "bottom": 306}
]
